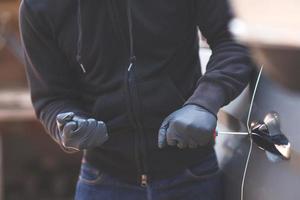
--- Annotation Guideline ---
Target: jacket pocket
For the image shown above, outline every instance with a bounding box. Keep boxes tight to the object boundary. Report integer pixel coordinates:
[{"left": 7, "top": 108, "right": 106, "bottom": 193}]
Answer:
[
  {"left": 91, "top": 86, "right": 129, "bottom": 133},
  {"left": 136, "top": 76, "right": 185, "bottom": 129}
]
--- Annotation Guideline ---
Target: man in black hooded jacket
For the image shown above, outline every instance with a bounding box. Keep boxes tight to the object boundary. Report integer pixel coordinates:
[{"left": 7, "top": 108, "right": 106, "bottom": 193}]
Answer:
[{"left": 20, "top": 0, "right": 254, "bottom": 199}]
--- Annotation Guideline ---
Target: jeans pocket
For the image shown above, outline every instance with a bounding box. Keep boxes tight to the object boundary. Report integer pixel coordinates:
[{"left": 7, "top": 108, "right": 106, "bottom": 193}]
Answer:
[
  {"left": 185, "top": 153, "right": 220, "bottom": 180},
  {"left": 78, "top": 163, "right": 105, "bottom": 185}
]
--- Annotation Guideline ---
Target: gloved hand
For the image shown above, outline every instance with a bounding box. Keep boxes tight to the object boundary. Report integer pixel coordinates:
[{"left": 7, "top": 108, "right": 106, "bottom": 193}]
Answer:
[
  {"left": 56, "top": 112, "right": 108, "bottom": 151},
  {"left": 158, "top": 105, "right": 217, "bottom": 149}
]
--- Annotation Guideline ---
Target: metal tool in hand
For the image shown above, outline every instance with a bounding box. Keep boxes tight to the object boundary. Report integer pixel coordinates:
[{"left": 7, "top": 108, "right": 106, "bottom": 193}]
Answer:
[{"left": 216, "top": 112, "right": 291, "bottom": 160}]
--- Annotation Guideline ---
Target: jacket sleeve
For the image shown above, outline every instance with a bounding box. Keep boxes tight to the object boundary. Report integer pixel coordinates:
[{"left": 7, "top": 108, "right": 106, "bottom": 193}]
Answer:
[
  {"left": 20, "top": 1, "right": 88, "bottom": 147},
  {"left": 184, "top": 0, "right": 255, "bottom": 115}
]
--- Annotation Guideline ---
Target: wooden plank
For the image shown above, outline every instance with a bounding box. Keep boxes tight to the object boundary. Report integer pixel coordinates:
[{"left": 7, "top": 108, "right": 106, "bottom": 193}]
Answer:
[
  {"left": 0, "top": 89, "right": 35, "bottom": 122},
  {"left": 230, "top": 0, "right": 300, "bottom": 47}
]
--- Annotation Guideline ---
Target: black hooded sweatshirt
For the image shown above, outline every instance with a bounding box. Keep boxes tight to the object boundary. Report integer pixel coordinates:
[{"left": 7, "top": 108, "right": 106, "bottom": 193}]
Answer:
[{"left": 20, "top": 0, "right": 254, "bottom": 185}]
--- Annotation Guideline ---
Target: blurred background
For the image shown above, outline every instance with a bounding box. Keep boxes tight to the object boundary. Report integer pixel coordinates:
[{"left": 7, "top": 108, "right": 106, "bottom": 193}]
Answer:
[
  {"left": 0, "top": 0, "right": 300, "bottom": 200},
  {"left": 0, "top": 0, "right": 81, "bottom": 199}
]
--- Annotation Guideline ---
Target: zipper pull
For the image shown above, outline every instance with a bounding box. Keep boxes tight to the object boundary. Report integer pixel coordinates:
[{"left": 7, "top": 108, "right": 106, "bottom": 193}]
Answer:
[
  {"left": 141, "top": 174, "right": 148, "bottom": 187},
  {"left": 80, "top": 63, "right": 87, "bottom": 74},
  {"left": 128, "top": 56, "right": 136, "bottom": 72},
  {"left": 77, "top": 55, "right": 87, "bottom": 74},
  {"left": 128, "top": 63, "right": 133, "bottom": 72}
]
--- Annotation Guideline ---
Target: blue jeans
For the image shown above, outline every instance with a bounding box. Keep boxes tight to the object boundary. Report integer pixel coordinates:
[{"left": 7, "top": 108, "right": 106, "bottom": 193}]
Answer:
[{"left": 75, "top": 153, "right": 223, "bottom": 200}]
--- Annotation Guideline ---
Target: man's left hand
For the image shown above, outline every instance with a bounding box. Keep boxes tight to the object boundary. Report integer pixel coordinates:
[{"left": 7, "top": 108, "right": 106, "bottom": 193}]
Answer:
[{"left": 158, "top": 105, "right": 217, "bottom": 149}]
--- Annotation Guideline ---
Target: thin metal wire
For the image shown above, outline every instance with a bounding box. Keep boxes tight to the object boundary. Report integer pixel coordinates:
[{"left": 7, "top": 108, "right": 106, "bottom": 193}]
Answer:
[
  {"left": 241, "top": 66, "right": 264, "bottom": 200},
  {"left": 217, "top": 131, "right": 249, "bottom": 135},
  {"left": 246, "top": 67, "right": 263, "bottom": 135}
]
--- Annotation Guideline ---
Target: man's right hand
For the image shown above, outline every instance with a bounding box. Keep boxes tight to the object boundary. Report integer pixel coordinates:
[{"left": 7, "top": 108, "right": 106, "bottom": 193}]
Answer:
[{"left": 56, "top": 112, "right": 108, "bottom": 151}]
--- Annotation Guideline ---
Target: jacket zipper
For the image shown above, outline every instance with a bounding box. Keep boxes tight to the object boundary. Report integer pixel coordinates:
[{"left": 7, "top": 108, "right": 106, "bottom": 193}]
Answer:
[
  {"left": 125, "top": 0, "right": 149, "bottom": 187},
  {"left": 126, "top": 61, "right": 148, "bottom": 187}
]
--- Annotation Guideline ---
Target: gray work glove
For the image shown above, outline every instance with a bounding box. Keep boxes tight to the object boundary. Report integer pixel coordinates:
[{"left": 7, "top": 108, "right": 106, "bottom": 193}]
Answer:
[
  {"left": 158, "top": 105, "right": 216, "bottom": 149},
  {"left": 56, "top": 112, "right": 108, "bottom": 151}
]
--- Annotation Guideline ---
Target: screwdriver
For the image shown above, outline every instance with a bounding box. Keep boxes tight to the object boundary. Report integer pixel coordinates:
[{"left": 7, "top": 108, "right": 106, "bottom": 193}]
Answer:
[
  {"left": 216, "top": 131, "right": 249, "bottom": 136},
  {"left": 214, "top": 130, "right": 249, "bottom": 139}
]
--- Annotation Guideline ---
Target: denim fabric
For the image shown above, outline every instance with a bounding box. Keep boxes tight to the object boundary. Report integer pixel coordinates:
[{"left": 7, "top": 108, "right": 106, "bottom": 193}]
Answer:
[{"left": 75, "top": 153, "right": 223, "bottom": 200}]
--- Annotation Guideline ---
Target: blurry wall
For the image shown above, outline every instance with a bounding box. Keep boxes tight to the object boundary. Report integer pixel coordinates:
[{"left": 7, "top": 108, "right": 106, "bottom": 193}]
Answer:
[{"left": 0, "top": 1, "right": 82, "bottom": 199}]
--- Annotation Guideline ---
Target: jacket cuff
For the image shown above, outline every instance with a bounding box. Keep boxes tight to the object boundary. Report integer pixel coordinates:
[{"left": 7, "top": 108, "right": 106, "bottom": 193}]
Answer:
[{"left": 184, "top": 81, "right": 228, "bottom": 116}]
